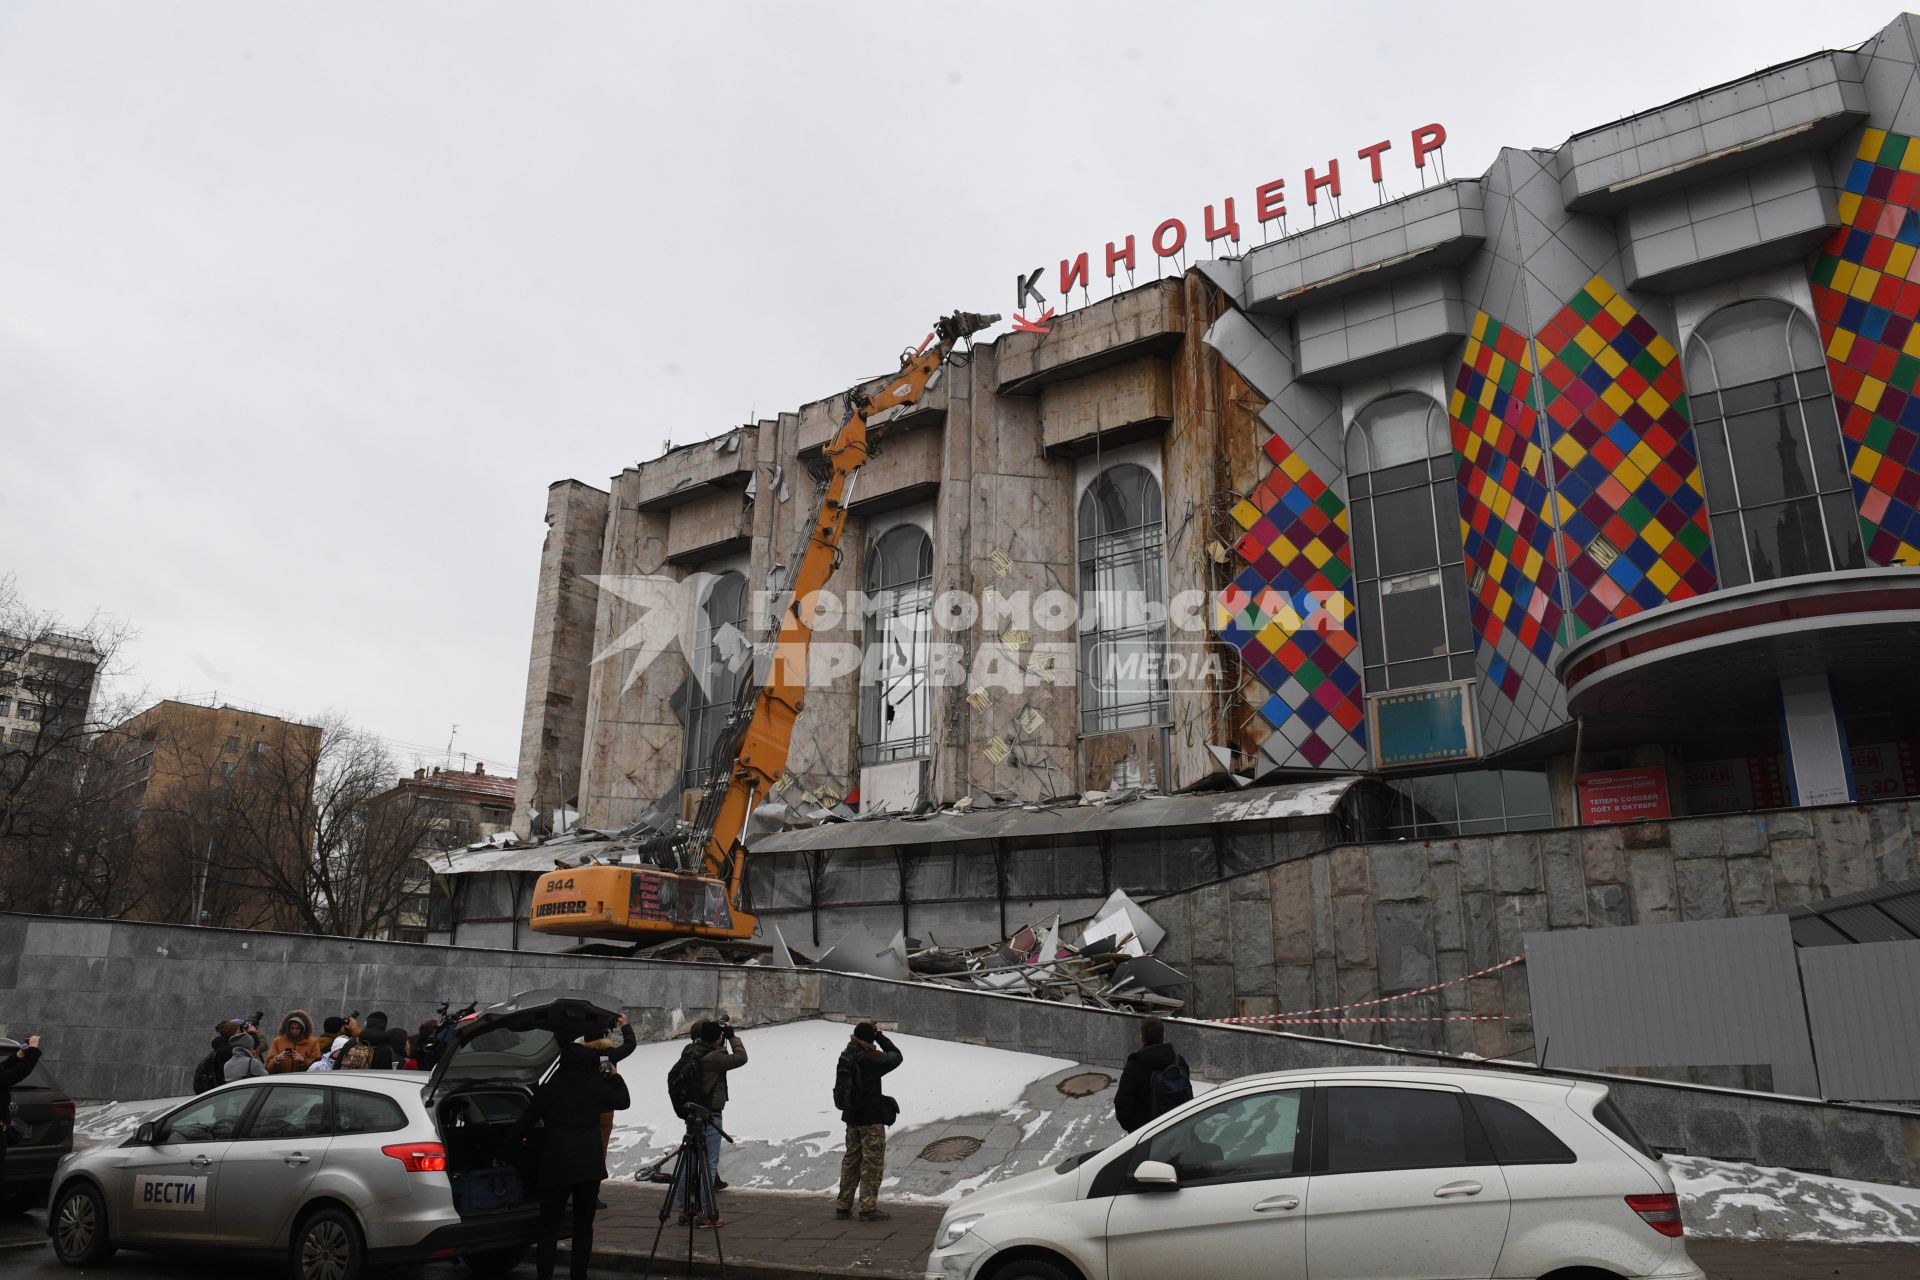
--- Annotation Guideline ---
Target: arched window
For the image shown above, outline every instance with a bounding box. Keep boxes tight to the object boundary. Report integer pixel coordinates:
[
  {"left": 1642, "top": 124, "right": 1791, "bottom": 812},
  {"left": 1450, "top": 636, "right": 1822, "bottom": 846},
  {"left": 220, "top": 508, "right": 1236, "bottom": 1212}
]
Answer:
[
  {"left": 1077, "top": 463, "right": 1169, "bottom": 734},
  {"left": 681, "top": 571, "right": 749, "bottom": 792},
  {"left": 1685, "top": 300, "right": 1864, "bottom": 585},
  {"left": 1346, "top": 393, "right": 1474, "bottom": 692},
  {"left": 859, "top": 524, "right": 934, "bottom": 764}
]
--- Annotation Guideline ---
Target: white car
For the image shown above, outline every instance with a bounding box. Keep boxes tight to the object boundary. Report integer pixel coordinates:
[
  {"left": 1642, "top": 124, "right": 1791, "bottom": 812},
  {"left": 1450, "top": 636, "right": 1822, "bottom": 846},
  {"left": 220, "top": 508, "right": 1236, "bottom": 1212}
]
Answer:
[
  {"left": 46, "top": 989, "right": 621, "bottom": 1280},
  {"left": 927, "top": 1066, "right": 1702, "bottom": 1280}
]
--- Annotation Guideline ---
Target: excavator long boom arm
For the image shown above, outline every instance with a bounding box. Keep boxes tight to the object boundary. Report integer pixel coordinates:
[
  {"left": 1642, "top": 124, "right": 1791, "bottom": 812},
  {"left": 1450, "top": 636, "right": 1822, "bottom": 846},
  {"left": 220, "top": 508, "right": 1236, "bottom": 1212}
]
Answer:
[
  {"left": 526, "top": 309, "right": 995, "bottom": 946},
  {"left": 702, "top": 311, "right": 997, "bottom": 907}
]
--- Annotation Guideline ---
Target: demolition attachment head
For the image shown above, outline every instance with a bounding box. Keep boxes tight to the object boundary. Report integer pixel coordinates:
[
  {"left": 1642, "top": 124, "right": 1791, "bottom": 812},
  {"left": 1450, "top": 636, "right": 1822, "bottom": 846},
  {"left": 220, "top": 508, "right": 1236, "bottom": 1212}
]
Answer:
[{"left": 935, "top": 310, "right": 1001, "bottom": 353}]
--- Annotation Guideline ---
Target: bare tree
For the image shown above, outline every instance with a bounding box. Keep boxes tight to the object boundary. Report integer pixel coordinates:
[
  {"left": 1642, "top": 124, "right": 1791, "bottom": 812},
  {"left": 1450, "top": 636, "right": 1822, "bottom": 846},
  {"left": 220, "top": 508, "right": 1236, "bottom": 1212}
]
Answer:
[
  {"left": 0, "top": 576, "right": 147, "bottom": 916},
  {"left": 153, "top": 717, "right": 439, "bottom": 938}
]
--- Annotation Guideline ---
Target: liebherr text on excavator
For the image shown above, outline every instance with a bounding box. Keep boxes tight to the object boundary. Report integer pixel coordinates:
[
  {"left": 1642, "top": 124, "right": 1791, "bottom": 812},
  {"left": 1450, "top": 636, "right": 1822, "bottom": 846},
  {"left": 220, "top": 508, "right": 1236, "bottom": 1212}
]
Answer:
[{"left": 527, "top": 309, "right": 999, "bottom": 944}]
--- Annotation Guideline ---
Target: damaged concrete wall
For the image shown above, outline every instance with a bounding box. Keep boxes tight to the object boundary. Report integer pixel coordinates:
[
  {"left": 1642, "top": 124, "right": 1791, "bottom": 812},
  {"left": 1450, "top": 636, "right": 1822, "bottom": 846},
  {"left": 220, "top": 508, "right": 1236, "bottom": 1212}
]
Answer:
[
  {"left": 527, "top": 278, "right": 1274, "bottom": 833},
  {"left": 1148, "top": 799, "right": 1920, "bottom": 1076},
  {"left": 757, "top": 402, "right": 862, "bottom": 808},
  {"left": 955, "top": 339, "right": 1079, "bottom": 801},
  {"left": 512, "top": 479, "right": 608, "bottom": 839},
  {"left": 576, "top": 468, "right": 688, "bottom": 828}
]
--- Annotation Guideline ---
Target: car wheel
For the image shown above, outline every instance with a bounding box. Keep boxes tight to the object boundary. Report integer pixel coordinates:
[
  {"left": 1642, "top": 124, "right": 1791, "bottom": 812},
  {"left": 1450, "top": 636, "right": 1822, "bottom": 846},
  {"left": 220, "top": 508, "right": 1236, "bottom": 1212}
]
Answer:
[
  {"left": 463, "top": 1243, "right": 530, "bottom": 1274},
  {"left": 50, "top": 1182, "right": 116, "bottom": 1267},
  {"left": 988, "top": 1260, "right": 1074, "bottom": 1280},
  {"left": 291, "top": 1206, "right": 366, "bottom": 1280}
]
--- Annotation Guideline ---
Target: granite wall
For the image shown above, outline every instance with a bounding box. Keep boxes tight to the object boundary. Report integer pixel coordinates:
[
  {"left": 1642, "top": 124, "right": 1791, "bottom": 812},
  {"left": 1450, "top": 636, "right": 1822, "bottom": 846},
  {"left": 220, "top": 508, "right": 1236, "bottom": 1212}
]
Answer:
[
  {"left": 3, "top": 912, "right": 1915, "bottom": 1187},
  {"left": 1145, "top": 799, "right": 1920, "bottom": 1069}
]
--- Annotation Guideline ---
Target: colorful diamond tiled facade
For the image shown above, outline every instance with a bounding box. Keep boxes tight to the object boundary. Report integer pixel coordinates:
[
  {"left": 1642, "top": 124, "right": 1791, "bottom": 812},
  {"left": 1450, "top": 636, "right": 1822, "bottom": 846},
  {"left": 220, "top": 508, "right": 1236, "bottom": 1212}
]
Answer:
[
  {"left": 1533, "top": 275, "right": 1718, "bottom": 641},
  {"left": 1810, "top": 127, "right": 1920, "bottom": 567},
  {"left": 1217, "top": 432, "right": 1366, "bottom": 769},
  {"left": 1449, "top": 312, "right": 1564, "bottom": 699}
]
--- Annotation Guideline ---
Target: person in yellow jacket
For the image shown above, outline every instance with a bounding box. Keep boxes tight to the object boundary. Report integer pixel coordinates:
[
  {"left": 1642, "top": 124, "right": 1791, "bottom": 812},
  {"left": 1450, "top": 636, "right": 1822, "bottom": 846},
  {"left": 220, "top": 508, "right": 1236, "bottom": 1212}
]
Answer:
[{"left": 265, "top": 1010, "right": 328, "bottom": 1073}]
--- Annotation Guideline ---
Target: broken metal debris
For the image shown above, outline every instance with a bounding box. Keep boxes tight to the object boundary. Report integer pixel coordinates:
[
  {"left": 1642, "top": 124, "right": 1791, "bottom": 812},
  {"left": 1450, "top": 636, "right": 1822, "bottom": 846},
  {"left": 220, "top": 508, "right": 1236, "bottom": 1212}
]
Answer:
[
  {"left": 770, "top": 889, "right": 1191, "bottom": 1013},
  {"left": 748, "top": 890, "right": 1187, "bottom": 1011}
]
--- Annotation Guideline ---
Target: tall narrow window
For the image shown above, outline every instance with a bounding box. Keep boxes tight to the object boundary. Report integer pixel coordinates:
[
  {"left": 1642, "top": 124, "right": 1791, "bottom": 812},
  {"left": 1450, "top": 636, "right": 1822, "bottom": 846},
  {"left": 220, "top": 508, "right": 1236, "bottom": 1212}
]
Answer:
[
  {"left": 859, "top": 524, "right": 934, "bottom": 764},
  {"left": 682, "top": 571, "right": 749, "bottom": 792},
  {"left": 1685, "top": 299, "right": 1864, "bottom": 585},
  {"left": 1347, "top": 393, "right": 1474, "bottom": 691},
  {"left": 1078, "top": 463, "right": 1169, "bottom": 734}
]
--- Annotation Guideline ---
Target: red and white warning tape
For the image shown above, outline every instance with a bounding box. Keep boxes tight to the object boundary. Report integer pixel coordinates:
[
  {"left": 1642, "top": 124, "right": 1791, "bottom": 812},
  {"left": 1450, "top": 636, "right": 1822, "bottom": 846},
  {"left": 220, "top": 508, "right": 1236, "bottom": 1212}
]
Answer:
[
  {"left": 1244, "top": 1013, "right": 1510, "bottom": 1025},
  {"left": 1215, "top": 954, "right": 1525, "bottom": 1026}
]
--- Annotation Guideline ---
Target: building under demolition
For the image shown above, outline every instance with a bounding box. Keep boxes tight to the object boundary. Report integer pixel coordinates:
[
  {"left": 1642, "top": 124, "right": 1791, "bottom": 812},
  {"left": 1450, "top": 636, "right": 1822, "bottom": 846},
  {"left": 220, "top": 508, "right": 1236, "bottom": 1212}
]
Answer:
[{"left": 428, "top": 13, "right": 1920, "bottom": 1077}]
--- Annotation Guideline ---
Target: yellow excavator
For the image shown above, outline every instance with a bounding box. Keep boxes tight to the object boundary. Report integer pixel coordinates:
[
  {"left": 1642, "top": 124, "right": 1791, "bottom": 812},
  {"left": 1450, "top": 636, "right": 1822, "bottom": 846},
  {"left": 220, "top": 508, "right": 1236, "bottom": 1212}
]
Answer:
[{"left": 528, "top": 309, "right": 998, "bottom": 944}]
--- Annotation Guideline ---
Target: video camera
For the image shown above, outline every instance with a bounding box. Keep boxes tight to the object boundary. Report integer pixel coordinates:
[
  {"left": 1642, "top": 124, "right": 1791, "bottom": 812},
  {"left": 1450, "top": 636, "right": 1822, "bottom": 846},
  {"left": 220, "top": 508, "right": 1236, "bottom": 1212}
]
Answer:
[{"left": 247, "top": 1010, "right": 264, "bottom": 1029}]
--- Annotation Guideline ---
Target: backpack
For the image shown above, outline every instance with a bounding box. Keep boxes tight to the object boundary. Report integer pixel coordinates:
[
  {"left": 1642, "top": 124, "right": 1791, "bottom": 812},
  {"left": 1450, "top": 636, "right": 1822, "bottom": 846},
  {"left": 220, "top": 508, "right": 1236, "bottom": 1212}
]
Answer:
[
  {"left": 1148, "top": 1056, "right": 1191, "bottom": 1119},
  {"left": 832, "top": 1054, "right": 857, "bottom": 1113},
  {"left": 192, "top": 1049, "right": 226, "bottom": 1095},
  {"left": 339, "top": 1042, "right": 375, "bottom": 1071},
  {"left": 666, "top": 1050, "right": 704, "bottom": 1119}
]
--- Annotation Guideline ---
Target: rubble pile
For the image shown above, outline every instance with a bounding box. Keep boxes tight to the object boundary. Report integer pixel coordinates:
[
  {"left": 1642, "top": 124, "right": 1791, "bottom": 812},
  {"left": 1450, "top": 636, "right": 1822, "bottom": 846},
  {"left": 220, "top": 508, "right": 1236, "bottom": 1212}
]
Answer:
[{"left": 770, "top": 889, "right": 1189, "bottom": 1012}]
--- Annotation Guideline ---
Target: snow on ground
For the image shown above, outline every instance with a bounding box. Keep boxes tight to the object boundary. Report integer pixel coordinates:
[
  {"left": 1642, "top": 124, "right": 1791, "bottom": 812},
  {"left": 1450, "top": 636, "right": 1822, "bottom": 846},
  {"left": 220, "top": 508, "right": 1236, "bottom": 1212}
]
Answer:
[
  {"left": 1668, "top": 1155, "right": 1920, "bottom": 1242},
  {"left": 606, "top": 1019, "right": 1075, "bottom": 1159}
]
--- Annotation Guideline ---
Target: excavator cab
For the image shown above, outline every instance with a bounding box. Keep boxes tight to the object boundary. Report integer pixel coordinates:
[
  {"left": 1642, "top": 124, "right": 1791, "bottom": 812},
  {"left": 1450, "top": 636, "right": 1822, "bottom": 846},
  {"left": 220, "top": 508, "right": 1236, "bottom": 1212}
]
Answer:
[{"left": 530, "top": 864, "right": 742, "bottom": 940}]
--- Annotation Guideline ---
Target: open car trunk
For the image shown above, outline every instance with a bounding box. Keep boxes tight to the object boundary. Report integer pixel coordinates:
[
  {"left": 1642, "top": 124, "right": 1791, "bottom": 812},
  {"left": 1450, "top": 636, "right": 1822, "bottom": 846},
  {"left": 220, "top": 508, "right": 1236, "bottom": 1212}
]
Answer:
[
  {"left": 437, "top": 1085, "right": 540, "bottom": 1217},
  {"left": 424, "top": 989, "right": 623, "bottom": 1219}
]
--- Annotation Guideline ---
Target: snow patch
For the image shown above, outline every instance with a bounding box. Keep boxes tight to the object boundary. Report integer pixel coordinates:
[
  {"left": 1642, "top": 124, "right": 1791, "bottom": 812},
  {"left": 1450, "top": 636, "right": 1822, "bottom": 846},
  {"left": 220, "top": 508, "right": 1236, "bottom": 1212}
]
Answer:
[
  {"left": 606, "top": 1019, "right": 1074, "bottom": 1154},
  {"left": 1669, "top": 1155, "right": 1920, "bottom": 1242}
]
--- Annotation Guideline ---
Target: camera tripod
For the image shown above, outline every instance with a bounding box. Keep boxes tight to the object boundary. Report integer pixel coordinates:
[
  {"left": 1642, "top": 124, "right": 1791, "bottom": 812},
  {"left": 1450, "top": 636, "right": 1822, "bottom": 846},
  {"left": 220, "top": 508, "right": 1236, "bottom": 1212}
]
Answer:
[{"left": 638, "top": 1105, "right": 731, "bottom": 1280}]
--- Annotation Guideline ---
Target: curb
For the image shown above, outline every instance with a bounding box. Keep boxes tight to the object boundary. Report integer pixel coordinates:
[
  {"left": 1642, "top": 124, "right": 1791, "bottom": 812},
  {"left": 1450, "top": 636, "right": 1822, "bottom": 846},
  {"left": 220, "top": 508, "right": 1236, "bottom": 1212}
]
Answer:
[{"left": 577, "top": 1248, "right": 916, "bottom": 1280}]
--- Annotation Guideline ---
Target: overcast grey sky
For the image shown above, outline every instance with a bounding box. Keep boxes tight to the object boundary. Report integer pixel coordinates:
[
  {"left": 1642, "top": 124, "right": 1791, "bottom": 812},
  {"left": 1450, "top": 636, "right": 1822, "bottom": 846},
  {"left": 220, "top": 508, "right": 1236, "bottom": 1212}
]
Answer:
[{"left": 0, "top": 0, "right": 1902, "bottom": 774}]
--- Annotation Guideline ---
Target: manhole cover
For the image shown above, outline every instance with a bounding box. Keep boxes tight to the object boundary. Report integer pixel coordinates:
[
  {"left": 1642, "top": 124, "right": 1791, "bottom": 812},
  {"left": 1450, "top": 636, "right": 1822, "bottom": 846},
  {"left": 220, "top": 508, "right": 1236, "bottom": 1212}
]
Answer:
[
  {"left": 919, "top": 1136, "right": 984, "bottom": 1163},
  {"left": 1057, "top": 1072, "right": 1115, "bottom": 1097}
]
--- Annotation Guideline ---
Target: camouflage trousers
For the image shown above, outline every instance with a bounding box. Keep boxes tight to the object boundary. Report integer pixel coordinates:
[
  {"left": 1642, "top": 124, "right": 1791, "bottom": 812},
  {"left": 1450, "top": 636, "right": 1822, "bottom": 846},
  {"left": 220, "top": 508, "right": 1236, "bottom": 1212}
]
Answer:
[{"left": 837, "top": 1124, "right": 887, "bottom": 1213}]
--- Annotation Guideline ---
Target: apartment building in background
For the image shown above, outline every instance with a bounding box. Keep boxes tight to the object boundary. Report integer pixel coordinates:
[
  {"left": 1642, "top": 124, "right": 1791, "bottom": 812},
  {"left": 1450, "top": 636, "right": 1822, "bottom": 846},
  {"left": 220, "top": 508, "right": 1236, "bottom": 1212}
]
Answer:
[
  {"left": 0, "top": 629, "right": 101, "bottom": 748},
  {"left": 106, "top": 699, "right": 324, "bottom": 926}
]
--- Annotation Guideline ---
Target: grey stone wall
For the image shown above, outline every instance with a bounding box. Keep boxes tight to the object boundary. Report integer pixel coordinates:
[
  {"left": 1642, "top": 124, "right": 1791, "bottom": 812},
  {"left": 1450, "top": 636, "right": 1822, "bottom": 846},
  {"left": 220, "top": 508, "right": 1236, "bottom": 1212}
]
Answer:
[
  {"left": 3, "top": 912, "right": 1915, "bottom": 1187},
  {"left": 512, "top": 479, "right": 608, "bottom": 838},
  {"left": 1144, "top": 800, "right": 1920, "bottom": 1064}
]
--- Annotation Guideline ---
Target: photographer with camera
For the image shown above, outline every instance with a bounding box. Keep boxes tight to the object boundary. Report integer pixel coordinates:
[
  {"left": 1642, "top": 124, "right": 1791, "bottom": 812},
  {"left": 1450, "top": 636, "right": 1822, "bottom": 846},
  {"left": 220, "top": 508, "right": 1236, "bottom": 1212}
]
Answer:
[
  {"left": 833, "top": 1022, "right": 903, "bottom": 1221},
  {"left": 507, "top": 1025, "right": 631, "bottom": 1280},
  {"left": 221, "top": 1016, "right": 267, "bottom": 1083},
  {"left": 665, "top": 1015, "right": 746, "bottom": 1226}
]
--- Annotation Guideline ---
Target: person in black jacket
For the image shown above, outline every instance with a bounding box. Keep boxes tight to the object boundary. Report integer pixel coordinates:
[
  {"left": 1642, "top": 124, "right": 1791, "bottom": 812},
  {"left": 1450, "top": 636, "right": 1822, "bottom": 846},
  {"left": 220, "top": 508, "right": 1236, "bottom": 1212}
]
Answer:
[
  {"left": 672, "top": 1019, "right": 747, "bottom": 1225},
  {"left": 359, "top": 1012, "right": 394, "bottom": 1071},
  {"left": 833, "top": 1022, "right": 903, "bottom": 1221},
  {"left": 1113, "top": 1017, "right": 1192, "bottom": 1133},
  {"left": 507, "top": 1038, "right": 631, "bottom": 1280},
  {"left": 1, "top": 1035, "right": 43, "bottom": 1191},
  {"left": 583, "top": 1014, "right": 637, "bottom": 1210}
]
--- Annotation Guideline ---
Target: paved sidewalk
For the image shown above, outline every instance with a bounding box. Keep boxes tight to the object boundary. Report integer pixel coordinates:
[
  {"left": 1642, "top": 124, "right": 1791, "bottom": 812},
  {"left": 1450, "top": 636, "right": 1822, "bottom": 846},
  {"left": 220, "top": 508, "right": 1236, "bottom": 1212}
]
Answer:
[
  {"left": 585, "top": 1181, "right": 941, "bottom": 1277},
  {"left": 1689, "top": 1238, "right": 1919, "bottom": 1278}
]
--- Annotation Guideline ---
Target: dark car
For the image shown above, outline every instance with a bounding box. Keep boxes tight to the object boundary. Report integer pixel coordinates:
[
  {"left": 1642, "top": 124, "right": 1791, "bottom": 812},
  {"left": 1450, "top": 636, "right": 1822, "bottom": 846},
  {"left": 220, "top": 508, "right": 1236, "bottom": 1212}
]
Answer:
[{"left": 3, "top": 1036, "right": 75, "bottom": 1213}]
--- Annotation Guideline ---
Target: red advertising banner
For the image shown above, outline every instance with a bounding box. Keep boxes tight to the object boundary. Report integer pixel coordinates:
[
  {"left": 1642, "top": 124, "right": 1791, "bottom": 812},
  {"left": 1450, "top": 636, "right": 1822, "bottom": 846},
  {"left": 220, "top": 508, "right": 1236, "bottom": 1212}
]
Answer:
[{"left": 1578, "top": 767, "right": 1672, "bottom": 826}]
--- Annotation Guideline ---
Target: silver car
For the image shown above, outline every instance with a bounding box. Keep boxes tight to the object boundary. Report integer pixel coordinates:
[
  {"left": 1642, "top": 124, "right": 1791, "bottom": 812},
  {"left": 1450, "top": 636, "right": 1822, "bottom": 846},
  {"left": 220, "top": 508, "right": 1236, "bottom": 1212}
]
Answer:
[{"left": 45, "top": 989, "right": 622, "bottom": 1280}]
